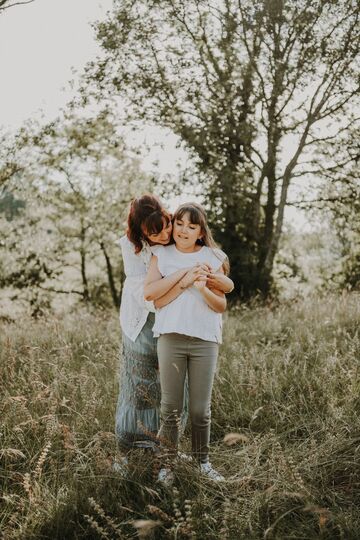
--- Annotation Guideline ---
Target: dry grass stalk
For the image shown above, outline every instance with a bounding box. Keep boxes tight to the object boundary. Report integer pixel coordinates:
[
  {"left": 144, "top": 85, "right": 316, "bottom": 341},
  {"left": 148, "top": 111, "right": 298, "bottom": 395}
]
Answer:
[
  {"left": 132, "top": 519, "right": 162, "bottom": 538},
  {"left": 88, "top": 497, "right": 123, "bottom": 537},
  {"left": 33, "top": 441, "right": 51, "bottom": 479},
  {"left": 84, "top": 514, "right": 111, "bottom": 539}
]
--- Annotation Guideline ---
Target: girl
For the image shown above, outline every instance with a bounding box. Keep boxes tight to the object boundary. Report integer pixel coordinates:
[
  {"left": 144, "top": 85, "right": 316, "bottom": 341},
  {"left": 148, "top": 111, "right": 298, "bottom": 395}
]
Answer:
[
  {"left": 144, "top": 202, "right": 231, "bottom": 482},
  {"left": 116, "top": 195, "right": 233, "bottom": 468}
]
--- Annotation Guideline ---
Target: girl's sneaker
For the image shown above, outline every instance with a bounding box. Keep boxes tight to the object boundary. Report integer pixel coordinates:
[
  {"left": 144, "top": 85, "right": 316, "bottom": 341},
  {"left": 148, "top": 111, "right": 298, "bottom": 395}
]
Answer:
[
  {"left": 200, "top": 462, "right": 225, "bottom": 482},
  {"left": 158, "top": 467, "right": 174, "bottom": 486}
]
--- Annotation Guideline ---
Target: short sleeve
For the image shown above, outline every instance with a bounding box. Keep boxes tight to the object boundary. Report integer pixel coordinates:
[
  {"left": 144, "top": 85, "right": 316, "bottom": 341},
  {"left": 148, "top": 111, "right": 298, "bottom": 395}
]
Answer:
[
  {"left": 210, "top": 248, "right": 227, "bottom": 272},
  {"left": 150, "top": 245, "right": 167, "bottom": 276},
  {"left": 150, "top": 245, "right": 162, "bottom": 256}
]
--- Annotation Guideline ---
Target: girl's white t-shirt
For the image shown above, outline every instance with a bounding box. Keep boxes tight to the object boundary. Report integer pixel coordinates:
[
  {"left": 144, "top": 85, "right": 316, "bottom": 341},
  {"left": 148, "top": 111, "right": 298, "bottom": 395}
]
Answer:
[{"left": 151, "top": 244, "right": 227, "bottom": 344}]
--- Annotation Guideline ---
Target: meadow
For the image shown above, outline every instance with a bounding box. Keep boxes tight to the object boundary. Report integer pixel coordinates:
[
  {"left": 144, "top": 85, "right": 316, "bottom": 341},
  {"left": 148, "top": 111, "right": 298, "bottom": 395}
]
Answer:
[{"left": 1, "top": 293, "right": 360, "bottom": 539}]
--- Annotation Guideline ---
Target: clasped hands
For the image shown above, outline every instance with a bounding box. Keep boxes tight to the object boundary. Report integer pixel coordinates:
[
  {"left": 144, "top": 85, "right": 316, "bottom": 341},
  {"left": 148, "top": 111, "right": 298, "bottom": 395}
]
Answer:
[{"left": 179, "top": 263, "right": 213, "bottom": 291}]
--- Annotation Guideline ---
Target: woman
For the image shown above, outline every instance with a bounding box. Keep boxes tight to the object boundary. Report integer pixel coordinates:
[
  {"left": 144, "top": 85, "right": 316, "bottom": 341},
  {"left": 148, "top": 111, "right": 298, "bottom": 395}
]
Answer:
[{"left": 115, "top": 194, "right": 234, "bottom": 459}]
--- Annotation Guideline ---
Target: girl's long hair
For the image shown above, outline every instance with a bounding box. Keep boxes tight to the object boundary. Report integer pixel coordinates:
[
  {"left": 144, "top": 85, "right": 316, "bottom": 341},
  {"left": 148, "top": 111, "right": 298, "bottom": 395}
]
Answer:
[
  {"left": 173, "top": 202, "right": 230, "bottom": 275},
  {"left": 126, "top": 194, "right": 171, "bottom": 253}
]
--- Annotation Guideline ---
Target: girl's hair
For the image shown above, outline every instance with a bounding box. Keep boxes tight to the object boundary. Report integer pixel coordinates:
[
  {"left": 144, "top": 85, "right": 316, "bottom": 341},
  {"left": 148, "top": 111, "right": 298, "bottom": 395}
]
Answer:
[
  {"left": 127, "top": 194, "right": 171, "bottom": 254},
  {"left": 173, "top": 202, "right": 230, "bottom": 275}
]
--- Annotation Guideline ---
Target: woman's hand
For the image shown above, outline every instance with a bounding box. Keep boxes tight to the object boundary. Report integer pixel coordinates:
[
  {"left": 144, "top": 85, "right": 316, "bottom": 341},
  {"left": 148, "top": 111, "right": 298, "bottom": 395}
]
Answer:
[
  {"left": 206, "top": 272, "right": 234, "bottom": 293},
  {"left": 193, "top": 276, "right": 207, "bottom": 290},
  {"left": 179, "top": 264, "right": 210, "bottom": 289}
]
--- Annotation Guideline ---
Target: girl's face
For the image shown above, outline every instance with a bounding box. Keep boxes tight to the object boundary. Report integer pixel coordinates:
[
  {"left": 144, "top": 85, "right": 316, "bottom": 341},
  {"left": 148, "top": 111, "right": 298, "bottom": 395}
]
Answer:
[
  {"left": 145, "top": 218, "right": 172, "bottom": 245},
  {"left": 173, "top": 212, "right": 202, "bottom": 250}
]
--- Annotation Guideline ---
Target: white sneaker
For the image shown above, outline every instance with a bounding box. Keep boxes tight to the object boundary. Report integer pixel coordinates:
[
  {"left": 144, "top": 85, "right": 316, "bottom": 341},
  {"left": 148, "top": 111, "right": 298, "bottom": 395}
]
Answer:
[
  {"left": 158, "top": 467, "right": 174, "bottom": 486},
  {"left": 200, "top": 462, "right": 225, "bottom": 482}
]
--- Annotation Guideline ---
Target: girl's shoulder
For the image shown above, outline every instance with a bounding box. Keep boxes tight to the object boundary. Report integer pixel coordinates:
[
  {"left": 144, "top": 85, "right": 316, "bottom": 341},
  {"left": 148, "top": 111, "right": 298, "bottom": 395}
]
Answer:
[
  {"left": 202, "top": 246, "right": 227, "bottom": 269},
  {"left": 202, "top": 245, "right": 227, "bottom": 259}
]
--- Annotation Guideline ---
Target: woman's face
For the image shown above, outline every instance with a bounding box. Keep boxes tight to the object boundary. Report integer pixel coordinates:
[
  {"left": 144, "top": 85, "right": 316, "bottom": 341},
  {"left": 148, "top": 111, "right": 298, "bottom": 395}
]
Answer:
[{"left": 145, "top": 218, "right": 172, "bottom": 245}]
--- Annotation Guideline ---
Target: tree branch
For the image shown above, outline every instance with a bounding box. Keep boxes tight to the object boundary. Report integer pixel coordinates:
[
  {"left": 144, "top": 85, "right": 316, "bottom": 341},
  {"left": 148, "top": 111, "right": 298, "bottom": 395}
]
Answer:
[{"left": 0, "top": 0, "right": 34, "bottom": 10}]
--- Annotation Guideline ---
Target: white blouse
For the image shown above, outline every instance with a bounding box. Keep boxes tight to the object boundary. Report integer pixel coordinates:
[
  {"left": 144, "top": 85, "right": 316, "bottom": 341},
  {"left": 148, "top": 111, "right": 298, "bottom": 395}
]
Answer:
[
  {"left": 151, "top": 244, "right": 227, "bottom": 344},
  {"left": 118, "top": 235, "right": 155, "bottom": 342}
]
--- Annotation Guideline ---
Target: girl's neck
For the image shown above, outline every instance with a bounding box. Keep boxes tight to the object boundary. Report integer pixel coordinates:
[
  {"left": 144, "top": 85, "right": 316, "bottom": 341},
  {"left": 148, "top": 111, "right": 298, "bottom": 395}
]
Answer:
[{"left": 174, "top": 243, "right": 203, "bottom": 254}]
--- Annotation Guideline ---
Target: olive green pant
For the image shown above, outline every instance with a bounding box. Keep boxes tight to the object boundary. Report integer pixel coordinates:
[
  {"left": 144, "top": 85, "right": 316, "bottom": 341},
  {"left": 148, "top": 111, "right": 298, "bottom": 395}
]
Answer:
[{"left": 157, "top": 333, "right": 218, "bottom": 463}]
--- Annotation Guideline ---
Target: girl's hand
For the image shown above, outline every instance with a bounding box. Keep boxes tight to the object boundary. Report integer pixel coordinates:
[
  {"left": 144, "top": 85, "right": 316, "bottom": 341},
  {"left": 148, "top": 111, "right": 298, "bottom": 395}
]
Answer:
[
  {"left": 179, "top": 264, "right": 209, "bottom": 289},
  {"left": 193, "top": 277, "right": 207, "bottom": 290}
]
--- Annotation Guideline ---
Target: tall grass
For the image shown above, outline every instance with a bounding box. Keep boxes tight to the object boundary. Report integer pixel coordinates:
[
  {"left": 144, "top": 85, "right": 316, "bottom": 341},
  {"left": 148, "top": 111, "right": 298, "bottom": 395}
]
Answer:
[{"left": 1, "top": 293, "right": 360, "bottom": 539}]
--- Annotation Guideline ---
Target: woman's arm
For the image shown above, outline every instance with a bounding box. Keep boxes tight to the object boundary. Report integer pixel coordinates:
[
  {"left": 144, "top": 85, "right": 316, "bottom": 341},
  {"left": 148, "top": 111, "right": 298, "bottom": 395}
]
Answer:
[
  {"left": 154, "top": 265, "right": 211, "bottom": 309},
  {"left": 154, "top": 280, "right": 184, "bottom": 309},
  {"left": 144, "top": 256, "right": 188, "bottom": 301},
  {"left": 206, "top": 272, "right": 234, "bottom": 293},
  {"left": 144, "top": 257, "right": 210, "bottom": 301}
]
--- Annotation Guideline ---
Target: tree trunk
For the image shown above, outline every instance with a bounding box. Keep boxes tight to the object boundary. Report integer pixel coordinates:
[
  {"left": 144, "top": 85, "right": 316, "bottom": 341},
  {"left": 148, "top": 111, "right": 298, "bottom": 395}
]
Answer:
[
  {"left": 100, "top": 241, "right": 120, "bottom": 309},
  {"left": 80, "top": 223, "right": 90, "bottom": 301}
]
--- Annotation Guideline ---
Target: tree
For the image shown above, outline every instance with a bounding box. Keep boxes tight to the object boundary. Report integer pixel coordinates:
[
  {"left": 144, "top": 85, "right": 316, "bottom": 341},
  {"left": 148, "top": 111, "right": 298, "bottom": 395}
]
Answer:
[
  {"left": 317, "top": 125, "right": 359, "bottom": 289},
  {"left": 1, "top": 109, "right": 152, "bottom": 311},
  {"left": 0, "top": 129, "right": 30, "bottom": 189},
  {"left": 88, "top": 0, "right": 360, "bottom": 297}
]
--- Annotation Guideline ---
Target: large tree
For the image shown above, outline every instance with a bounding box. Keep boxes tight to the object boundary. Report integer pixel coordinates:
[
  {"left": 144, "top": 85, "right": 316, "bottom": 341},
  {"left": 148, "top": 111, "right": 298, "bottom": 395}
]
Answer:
[{"left": 88, "top": 0, "right": 360, "bottom": 297}]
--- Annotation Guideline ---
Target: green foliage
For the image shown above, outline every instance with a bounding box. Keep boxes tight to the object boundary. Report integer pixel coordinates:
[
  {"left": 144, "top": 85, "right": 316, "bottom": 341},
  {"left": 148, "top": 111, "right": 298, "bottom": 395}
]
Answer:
[
  {"left": 0, "top": 109, "right": 151, "bottom": 313},
  {"left": 88, "top": 0, "right": 360, "bottom": 297},
  {"left": 313, "top": 124, "right": 360, "bottom": 290},
  {"left": 0, "top": 190, "right": 25, "bottom": 221},
  {"left": 1, "top": 294, "right": 360, "bottom": 538}
]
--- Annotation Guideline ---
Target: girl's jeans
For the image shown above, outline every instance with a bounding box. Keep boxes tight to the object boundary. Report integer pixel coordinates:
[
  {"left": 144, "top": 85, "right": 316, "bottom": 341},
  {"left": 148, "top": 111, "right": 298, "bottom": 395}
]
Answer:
[{"left": 157, "top": 333, "right": 218, "bottom": 463}]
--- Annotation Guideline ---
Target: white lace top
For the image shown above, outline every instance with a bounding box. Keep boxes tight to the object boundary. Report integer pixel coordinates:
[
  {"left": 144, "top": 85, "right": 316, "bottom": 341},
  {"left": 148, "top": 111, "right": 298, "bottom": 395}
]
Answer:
[
  {"left": 119, "top": 235, "right": 155, "bottom": 342},
  {"left": 151, "top": 244, "right": 227, "bottom": 344}
]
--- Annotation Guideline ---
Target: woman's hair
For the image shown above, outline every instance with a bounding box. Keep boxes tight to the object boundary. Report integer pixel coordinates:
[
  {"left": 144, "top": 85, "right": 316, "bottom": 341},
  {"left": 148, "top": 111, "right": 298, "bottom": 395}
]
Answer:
[
  {"left": 127, "top": 194, "right": 171, "bottom": 253},
  {"left": 173, "top": 202, "right": 230, "bottom": 275}
]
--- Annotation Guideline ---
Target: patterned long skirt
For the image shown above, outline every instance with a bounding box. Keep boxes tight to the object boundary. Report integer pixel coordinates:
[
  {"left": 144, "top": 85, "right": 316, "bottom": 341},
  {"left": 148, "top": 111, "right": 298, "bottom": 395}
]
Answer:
[{"left": 115, "top": 313, "right": 188, "bottom": 450}]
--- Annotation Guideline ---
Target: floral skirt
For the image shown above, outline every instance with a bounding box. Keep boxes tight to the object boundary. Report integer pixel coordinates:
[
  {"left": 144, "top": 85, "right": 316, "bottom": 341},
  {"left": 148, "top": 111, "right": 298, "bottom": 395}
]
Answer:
[{"left": 115, "top": 313, "right": 188, "bottom": 449}]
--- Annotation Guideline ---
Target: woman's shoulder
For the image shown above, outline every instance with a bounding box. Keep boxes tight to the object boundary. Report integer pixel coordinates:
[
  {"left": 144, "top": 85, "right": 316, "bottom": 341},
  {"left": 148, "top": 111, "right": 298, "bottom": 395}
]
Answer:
[
  {"left": 120, "top": 235, "right": 150, "bottom": 254},
  {"left": 150, "top": 244, "right": 173, "bottom": 257},
  {"left": 119, "top": 234, "right": 135, "bottom": 253}
]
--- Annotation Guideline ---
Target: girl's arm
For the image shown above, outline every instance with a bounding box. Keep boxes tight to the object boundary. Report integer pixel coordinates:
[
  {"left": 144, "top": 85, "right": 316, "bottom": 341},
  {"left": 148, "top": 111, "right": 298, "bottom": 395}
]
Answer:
[
  {"left": 154, "top": 280, "right": 185, "bottom": 309},
  {"left": 206, "top": 272, "right": 234, "bottom": 293},
  {"left": 194, "top": 265, "right": 228, "bottom": 313},
  {"left": 154, "top": 265, "right": 209, "bottom": 309},
  {"left": 195, "top": 283, "right": 227, "bottom": 313},
  {"left": 144, "top": 257, "right": 210, "bottom": 302}
]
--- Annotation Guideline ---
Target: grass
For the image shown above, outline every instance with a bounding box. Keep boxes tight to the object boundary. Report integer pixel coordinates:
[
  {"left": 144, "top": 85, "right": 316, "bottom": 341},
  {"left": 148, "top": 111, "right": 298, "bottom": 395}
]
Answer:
[{"left": 1, "top": 293, "right": 360, "bottom": 539}]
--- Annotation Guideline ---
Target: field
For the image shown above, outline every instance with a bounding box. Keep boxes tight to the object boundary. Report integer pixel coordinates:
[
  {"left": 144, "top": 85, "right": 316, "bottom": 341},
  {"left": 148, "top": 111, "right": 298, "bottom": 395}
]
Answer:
[{"left": 1, "top": 293, "right": 360, "bottom": 539}]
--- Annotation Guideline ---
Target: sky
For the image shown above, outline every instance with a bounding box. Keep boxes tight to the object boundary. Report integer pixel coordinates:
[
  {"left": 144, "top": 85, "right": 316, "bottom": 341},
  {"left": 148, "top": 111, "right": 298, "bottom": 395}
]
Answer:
[
  {"left": 0, "top": 0, "right": 113, "bottom": 127},
  {"left": 0, "top": 0, "right": 310, "bottom": 224}
]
